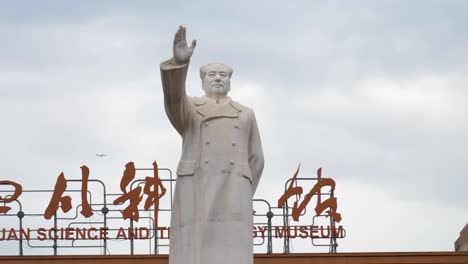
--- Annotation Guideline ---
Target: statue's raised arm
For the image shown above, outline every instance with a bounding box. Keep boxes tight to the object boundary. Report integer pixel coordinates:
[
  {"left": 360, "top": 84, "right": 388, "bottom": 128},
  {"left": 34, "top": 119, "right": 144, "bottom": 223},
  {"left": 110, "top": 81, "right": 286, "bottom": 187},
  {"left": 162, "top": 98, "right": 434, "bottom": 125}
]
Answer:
[{"left": 160, "top": 26, "right": 196, "bottom": 135}]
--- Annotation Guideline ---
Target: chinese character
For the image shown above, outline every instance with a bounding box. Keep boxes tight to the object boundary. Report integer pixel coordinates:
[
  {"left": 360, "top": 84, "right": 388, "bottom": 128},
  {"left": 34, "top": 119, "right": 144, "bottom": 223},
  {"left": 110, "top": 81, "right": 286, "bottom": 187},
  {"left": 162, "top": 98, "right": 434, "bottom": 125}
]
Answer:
[
  {"left": 44, "top": 172, "right": 72, "bottom": 219},
  {"left": 0, "top": 181, "right": 22, "bottom": 214},
  {"left": 113, "top": 162, "right": 142, "bottom": 221},
  {"left": 113, "top": 161, "right": 166, "bottom": 223},
  {"left": 44, "top": 166, "right": 94, "bottom": 219},
  {"left": 143, "top": 161, "right": 166, "bottom": 228},
  {"left": 278, "top": 166, "right": 342, "bottom": 222}
]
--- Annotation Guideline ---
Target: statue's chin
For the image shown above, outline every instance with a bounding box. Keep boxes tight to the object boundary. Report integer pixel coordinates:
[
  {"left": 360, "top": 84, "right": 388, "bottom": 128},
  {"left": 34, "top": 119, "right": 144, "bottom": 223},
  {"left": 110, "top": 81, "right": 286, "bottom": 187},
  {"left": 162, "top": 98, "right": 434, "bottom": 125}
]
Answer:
[{"left": 206, "top": 88, "right": 228, "bottom": 94}]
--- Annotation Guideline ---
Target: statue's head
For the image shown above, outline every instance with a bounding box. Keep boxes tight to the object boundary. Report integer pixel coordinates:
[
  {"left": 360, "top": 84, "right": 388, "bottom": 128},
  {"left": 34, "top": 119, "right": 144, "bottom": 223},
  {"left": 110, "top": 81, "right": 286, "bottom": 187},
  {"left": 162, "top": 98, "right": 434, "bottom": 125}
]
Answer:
[{"left": 200, "top": 63, "right": 233, "bottom": 98}]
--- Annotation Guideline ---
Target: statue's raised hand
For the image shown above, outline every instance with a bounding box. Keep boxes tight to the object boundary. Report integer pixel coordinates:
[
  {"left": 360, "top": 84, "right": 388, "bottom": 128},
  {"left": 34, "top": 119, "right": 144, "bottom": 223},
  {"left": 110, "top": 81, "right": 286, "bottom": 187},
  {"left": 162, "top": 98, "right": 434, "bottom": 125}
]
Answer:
[{"left": 173, "top": 26, "right": 196, "bottom": 65}]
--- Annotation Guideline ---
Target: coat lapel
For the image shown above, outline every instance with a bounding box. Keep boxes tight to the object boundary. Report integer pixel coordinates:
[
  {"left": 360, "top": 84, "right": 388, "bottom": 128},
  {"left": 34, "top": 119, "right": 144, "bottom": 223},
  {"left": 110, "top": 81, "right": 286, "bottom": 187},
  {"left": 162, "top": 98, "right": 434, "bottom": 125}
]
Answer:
[{"left": 195, "top": 96, "right": 241, "bottom": 120}]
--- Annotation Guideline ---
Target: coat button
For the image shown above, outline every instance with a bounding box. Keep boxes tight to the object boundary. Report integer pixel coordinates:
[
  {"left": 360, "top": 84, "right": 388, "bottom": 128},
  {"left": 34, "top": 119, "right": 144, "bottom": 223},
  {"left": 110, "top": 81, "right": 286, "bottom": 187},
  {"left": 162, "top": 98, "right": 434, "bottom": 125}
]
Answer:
[
  {"left": 204, "top": 122, "right": 209, "bottom": 127},
  {"left": 232, "top": 143, "right": 236, "bottom": 147},
  {"left": 234, "top": 124, "right": 239, "bottom": 128},
  {"left": 205, "top": 160, "right": 209, "bottom": 164},
  {"left": 229, "top": 161, "right": 235, "bottom": 165},
  {"left": 205, "top": 141, "right": 210, "bottom": 145}
]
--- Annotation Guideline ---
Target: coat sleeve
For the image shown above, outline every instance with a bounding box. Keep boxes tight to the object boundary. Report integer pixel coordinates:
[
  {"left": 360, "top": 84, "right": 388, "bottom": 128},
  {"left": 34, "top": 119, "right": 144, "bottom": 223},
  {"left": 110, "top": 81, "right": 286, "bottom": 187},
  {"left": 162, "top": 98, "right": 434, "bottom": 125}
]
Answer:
[
  {"left": 248, "top": 111, "right": 265, "bottom": 195},
  {"left": 160, "top": 58, "right": 190, "bottom": 135}
]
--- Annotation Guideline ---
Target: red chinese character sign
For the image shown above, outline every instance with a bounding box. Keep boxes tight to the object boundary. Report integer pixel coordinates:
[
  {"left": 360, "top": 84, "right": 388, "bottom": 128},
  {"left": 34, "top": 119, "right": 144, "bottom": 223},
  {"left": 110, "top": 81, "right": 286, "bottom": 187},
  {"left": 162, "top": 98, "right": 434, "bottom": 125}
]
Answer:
[
  {"left": 113, "top": 162, "right": 142, "bottom": 221},
  {"left": 0, "top": 161, "right": 345, "bottom": 255},
  {"left": 0, "top": 180, "right": 22, "bottom": 214},
  {"left": 278, "top": 166, "right": 342, "bottom": 222},
  {"left": 44, "top": 166, "right": 93, "bottom": 219},
  {"left": 113, "top": 161, "right": 166, "bottom": 226},
  {"left": 40, "top": 161, "right": 167, "bottom": 228}
]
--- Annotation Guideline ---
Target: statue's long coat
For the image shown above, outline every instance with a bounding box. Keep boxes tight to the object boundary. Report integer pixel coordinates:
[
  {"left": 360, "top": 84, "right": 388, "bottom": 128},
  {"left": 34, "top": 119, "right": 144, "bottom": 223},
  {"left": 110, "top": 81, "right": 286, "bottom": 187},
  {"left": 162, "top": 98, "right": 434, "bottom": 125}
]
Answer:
[{"left": 160, "top": 58, "right": 264, "bottom": 264}]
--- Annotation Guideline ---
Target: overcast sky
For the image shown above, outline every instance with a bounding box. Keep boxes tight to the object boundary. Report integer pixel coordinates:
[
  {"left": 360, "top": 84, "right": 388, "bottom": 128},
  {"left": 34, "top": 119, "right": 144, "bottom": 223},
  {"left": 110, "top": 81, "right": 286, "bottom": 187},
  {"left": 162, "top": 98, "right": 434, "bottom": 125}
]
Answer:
[{"left": 1, "top": 0, "right": 467, "bottom": 255}]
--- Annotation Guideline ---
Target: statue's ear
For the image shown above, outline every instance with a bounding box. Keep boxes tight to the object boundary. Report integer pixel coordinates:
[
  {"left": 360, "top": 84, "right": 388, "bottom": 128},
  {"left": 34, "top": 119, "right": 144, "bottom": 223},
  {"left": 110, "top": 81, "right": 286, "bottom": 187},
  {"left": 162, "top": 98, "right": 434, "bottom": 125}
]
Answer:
[{"left": 201, "top": 79, "right": 207, "bottom": 92}]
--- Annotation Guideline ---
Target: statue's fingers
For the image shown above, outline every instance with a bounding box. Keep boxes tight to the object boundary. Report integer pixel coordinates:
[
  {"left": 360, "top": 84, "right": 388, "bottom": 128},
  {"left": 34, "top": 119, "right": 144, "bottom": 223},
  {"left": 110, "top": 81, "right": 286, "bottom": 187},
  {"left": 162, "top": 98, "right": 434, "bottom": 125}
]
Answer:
[
  {"left": 174, "top": 27, "right": 181, "bottom": 45},
  {"left": 190, "top": 39, "right": 197, "bottom": 51},
  {"left": 182, "top": 26, "right": 186, "bottom": 41}
]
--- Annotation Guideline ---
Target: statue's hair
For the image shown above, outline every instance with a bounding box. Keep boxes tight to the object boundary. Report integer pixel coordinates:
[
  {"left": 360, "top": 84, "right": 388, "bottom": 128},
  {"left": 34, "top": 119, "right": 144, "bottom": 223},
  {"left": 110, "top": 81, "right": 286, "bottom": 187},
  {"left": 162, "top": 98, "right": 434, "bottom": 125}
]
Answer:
[{"left": 199, "top": 63, "right": 233, "bottom": 80}]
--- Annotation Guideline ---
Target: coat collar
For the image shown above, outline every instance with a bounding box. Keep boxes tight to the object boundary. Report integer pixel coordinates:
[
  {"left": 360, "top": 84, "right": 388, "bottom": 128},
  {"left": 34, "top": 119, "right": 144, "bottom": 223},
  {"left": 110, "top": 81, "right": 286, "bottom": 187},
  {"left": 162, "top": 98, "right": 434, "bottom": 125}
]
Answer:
[{"left": 195, "top": 96, "right": 242, "bottom": 120}]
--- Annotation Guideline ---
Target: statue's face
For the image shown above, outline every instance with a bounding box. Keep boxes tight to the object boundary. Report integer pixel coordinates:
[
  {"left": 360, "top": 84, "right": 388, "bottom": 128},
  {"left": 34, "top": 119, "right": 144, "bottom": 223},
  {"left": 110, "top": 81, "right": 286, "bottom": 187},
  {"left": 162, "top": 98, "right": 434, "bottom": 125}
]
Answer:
[{"left": 202, "top": 65, "right": 231, "bottom": 97}]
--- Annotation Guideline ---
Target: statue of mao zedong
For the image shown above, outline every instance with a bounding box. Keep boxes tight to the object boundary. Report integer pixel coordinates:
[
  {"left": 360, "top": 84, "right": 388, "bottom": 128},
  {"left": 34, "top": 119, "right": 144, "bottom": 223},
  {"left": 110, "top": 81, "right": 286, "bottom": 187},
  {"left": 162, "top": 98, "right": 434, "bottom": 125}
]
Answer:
[{"left": 160, "top": 26, "right": 264, "bottom": 264}]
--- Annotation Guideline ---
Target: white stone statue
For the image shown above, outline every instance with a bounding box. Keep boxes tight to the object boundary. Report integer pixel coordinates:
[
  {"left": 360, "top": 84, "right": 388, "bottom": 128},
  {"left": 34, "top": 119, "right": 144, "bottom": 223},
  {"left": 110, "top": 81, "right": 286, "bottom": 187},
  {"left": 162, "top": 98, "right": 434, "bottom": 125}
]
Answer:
[{"left": 160, "top": 26, "right": 264, "bottom": 264}]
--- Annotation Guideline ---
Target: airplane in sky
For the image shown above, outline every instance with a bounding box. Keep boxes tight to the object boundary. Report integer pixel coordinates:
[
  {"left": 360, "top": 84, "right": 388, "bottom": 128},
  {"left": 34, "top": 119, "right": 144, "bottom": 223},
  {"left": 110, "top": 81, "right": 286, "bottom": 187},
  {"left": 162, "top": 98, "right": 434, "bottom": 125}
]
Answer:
[{"left": 96, "top": 154, "right": 107, "bottom": 157}]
